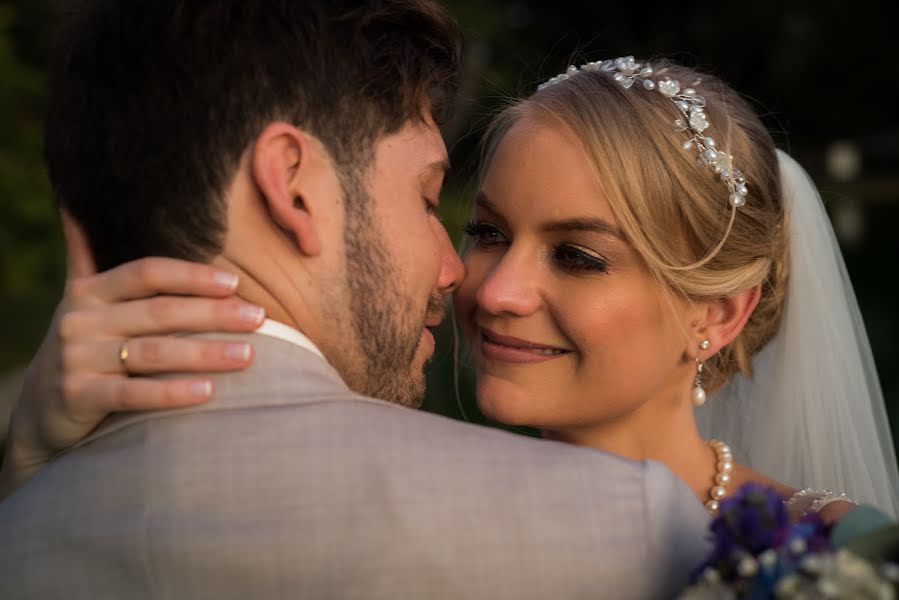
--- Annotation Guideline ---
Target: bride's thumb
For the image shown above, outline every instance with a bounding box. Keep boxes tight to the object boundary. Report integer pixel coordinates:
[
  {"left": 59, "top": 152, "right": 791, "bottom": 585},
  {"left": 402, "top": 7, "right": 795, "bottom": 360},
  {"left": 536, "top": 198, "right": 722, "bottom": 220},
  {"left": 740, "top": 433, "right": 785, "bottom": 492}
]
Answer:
[{"left": 60, "top": 207, "right": 97, "bottom": 279}]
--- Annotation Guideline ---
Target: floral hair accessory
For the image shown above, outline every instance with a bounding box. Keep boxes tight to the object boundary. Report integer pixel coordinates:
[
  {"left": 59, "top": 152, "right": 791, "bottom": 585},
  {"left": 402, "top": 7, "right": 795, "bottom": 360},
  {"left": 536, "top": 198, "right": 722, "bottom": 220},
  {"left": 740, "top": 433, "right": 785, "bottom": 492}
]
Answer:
[{"left": 538, "top": 56, "right": 749, "bottom": 209}]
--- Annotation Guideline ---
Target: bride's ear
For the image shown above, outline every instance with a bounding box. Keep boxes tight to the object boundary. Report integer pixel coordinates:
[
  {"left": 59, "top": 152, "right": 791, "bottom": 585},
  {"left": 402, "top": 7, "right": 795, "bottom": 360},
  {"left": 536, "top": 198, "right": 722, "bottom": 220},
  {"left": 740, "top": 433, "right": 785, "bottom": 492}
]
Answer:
[
  {"left": 693, "top": 285, "right": 761, "bottom": 356},
  {"left": 250, "top": 122, "right": 326, "bottom": 257}
]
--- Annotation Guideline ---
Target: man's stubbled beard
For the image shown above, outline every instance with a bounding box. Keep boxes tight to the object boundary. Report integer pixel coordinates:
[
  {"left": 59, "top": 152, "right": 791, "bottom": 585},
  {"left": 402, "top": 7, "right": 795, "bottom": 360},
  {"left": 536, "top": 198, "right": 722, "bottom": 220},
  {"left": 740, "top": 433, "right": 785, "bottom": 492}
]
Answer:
[{"left": 339, "top": 175, "right": 439, "bottom": 408}]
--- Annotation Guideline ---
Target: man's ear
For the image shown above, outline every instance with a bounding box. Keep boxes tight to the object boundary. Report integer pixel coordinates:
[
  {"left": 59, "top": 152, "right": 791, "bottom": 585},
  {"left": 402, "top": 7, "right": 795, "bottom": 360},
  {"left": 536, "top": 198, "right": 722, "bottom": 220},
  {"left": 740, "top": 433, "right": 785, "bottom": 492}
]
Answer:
[
  {"left": 692, "top": 285, "right": 761, "bottom": 357},
  {"left": 251, "top": 122, "right": 323, "bottom": 257}
]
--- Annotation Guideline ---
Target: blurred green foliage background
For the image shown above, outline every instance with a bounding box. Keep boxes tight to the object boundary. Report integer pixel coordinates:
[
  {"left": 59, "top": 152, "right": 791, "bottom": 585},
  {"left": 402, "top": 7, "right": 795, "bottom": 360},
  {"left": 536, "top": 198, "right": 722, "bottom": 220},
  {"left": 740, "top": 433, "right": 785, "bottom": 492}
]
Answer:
[{"left": 1, "top": 1, "right": 897, "bottom": 457}]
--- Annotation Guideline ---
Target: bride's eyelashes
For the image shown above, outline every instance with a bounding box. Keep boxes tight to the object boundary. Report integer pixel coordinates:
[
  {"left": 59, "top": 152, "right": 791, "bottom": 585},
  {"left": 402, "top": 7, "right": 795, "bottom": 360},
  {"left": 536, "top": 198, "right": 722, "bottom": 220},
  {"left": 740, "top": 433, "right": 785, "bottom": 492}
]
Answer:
[
  {"left": 552, "top": 244, "right": 609, "bottom": 274},
  {"left": 464, "top": 220, "right": 508, "bottom": 246},
  {"left": 463, "top": 220, "right": 610, "bottom": 274}
]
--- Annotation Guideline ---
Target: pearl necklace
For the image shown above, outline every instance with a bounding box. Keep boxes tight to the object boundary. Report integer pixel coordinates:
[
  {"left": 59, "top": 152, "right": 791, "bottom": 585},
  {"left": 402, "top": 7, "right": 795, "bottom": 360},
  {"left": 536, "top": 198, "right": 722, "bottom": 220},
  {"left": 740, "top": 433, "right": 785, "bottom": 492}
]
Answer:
[{"left": 705, "top": 439, "right": 733, "bottom": 513}]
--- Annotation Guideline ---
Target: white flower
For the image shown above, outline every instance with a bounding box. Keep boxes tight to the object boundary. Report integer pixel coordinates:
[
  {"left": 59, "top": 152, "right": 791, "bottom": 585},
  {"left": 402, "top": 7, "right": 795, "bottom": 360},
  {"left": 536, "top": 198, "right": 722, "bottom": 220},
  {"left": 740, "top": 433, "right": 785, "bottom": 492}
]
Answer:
[{"left": 774, "top": 550, "right": 895, "bottom": 599}]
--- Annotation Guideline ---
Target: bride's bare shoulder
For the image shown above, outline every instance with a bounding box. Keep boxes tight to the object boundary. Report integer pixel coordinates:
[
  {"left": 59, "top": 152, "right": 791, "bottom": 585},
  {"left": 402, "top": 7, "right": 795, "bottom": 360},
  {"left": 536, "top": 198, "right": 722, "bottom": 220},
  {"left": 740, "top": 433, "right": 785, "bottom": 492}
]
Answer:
[{"left": 730, "top": 463, "right": 795, "bottom": 498}]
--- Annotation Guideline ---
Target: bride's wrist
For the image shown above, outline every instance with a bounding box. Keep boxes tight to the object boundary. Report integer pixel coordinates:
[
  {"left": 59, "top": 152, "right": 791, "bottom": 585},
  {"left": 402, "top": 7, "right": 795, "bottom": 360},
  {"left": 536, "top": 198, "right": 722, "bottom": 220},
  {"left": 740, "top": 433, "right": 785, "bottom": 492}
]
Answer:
[{"left": 816, "top": 499, "right": 858, "bottom": 524}]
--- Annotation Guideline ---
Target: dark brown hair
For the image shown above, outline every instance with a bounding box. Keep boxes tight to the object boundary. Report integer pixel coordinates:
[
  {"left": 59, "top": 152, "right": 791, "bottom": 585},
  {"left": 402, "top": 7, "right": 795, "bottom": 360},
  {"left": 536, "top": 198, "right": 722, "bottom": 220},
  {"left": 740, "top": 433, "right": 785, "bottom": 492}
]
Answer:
[{"left": 45, "top": 0, "right": 461, "bottom": 270}]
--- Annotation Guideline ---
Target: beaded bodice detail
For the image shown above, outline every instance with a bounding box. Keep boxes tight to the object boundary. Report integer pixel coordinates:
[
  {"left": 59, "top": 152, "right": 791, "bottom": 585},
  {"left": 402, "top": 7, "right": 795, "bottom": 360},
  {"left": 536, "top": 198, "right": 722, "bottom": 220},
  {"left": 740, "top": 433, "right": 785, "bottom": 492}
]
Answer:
[{"left": 784, "top": 488, "right": 858, "bottom": 520}]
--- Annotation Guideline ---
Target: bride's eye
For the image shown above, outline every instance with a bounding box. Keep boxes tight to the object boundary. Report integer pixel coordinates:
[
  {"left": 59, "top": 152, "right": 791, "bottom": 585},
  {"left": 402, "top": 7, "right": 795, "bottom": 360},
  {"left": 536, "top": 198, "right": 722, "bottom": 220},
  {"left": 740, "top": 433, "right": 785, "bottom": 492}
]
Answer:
[
  {"left": 463, "top": 220, "right": 508, "bottom": 247},
  {"left": 553, "top": 244, "right": 608, "bottom": 274}
]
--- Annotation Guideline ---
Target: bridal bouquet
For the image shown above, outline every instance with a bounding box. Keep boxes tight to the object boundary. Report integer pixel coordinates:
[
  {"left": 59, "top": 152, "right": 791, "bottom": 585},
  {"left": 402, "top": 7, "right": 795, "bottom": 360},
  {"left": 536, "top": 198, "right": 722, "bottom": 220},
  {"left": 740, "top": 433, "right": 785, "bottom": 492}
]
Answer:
[{"left": 679, "top": 483, "right": 899, "bottom": 599}]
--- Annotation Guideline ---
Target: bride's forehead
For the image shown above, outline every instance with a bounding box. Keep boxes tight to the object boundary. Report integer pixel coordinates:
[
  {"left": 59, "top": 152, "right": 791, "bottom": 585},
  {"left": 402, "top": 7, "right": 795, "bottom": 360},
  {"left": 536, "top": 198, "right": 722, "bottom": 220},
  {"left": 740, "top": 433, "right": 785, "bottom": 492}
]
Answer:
[
  {"left": 497, "top": 117, "right": 584, "bottom": 160},
  {"left": 491, "top": 122, "right": 605, "bottom": 189},
  {"left": 483, "top": 142, "right": 616, "bottom": 225}
]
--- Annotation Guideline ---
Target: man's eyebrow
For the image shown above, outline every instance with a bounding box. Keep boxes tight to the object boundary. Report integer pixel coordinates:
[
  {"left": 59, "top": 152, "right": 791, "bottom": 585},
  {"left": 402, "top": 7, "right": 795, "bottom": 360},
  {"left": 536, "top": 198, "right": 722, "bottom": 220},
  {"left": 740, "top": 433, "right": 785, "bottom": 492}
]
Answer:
[
  {"left": 475, "top": 191, "right": 624, "bottom": 241},
  {"left": 426, "top": 158, "right": 451, "bottom": 174}
]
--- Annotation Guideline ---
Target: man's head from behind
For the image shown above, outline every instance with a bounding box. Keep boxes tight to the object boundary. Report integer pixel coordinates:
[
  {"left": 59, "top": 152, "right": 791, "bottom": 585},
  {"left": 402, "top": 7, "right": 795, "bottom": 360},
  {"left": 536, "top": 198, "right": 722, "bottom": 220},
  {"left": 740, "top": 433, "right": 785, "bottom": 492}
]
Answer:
[{"left": 45, "top": 0, "right": 465, "bottom": 406}]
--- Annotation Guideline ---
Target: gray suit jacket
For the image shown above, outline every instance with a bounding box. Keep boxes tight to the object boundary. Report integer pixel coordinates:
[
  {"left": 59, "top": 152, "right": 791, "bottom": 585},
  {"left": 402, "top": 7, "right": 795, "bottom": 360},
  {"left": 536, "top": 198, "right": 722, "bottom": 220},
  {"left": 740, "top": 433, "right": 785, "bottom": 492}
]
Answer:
[{"left": 0, "top": 332, "right": 710, "bottom": 599}]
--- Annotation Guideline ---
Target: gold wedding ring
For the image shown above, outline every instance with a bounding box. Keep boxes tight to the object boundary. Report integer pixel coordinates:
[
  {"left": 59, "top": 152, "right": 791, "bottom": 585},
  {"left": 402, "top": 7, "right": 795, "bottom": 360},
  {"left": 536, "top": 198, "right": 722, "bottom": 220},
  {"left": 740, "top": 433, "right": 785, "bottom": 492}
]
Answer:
[{"left": 118, "top": 340, "right": 131, "bottom": 374}]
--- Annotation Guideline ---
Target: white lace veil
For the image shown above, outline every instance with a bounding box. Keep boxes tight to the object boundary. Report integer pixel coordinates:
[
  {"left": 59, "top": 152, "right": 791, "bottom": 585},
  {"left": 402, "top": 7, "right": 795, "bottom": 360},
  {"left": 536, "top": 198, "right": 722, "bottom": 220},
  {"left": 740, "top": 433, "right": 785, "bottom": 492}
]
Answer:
[{"left": 695, "top": 150, "right": 899, "bottom": 518}]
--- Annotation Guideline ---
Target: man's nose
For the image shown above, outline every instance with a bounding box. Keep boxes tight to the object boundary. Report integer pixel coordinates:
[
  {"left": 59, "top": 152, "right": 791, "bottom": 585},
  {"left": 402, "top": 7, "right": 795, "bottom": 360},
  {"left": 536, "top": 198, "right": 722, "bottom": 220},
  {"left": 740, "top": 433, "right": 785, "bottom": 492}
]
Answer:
[{"left": 436, "top": 225, "right": 465, "bottom": 295}]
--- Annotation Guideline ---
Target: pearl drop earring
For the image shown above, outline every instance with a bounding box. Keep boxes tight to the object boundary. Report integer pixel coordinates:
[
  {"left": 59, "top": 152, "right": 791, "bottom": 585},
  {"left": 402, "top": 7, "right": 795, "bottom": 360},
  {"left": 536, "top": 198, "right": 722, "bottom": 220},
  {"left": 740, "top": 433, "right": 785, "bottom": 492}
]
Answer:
[{"left": 692, "top": 340, "right": 710, "bottom": 407}]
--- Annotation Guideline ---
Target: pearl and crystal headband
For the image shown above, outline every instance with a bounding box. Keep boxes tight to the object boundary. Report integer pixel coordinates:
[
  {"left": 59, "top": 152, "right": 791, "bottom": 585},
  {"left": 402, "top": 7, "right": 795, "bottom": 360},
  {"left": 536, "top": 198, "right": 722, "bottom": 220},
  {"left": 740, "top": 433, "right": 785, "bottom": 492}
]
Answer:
[{"left": 537, "top": 56, "right": 749, "bottom": 209}]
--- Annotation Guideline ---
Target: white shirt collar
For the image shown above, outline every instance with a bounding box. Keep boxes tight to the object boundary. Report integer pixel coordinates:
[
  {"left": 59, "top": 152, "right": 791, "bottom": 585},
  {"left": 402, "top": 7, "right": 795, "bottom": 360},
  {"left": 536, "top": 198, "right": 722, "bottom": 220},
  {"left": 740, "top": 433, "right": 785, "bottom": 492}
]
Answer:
[{"left": 254, "top": 318, "right": 326, "bottom": 361}]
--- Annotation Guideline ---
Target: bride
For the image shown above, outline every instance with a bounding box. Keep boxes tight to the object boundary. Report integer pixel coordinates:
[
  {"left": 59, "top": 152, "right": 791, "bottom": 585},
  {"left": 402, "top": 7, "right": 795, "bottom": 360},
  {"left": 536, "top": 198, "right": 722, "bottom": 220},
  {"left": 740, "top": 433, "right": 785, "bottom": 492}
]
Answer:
[
  {"left": 455, "top": 57, "right": 899, "bottom": 518},
  {"left": 4, "top": 56, "right": 898, "bottom": 520}
]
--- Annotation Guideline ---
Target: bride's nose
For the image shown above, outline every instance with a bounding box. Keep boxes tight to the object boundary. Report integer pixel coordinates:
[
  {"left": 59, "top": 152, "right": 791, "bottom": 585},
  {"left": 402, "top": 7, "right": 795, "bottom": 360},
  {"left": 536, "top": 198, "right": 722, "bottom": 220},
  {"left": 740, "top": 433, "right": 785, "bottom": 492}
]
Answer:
[{"left": 474, "top": 248, "right": 542, "bottom": 317}]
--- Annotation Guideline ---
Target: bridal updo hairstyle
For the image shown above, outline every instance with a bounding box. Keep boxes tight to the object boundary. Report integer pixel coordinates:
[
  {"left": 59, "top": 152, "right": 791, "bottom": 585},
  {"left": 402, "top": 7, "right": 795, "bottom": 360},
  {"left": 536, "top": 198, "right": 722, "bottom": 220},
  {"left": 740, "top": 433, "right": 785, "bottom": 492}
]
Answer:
[{"left": 484, "top": 60, "right": 788, "bottom": 392}]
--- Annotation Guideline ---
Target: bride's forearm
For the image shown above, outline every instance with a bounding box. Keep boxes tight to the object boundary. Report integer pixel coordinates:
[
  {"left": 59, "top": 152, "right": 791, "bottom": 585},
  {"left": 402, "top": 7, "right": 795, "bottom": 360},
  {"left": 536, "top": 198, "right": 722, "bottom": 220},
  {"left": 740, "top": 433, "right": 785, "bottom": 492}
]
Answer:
[{"left": 0, "top": 350, "right": 62, "bottom": 500}]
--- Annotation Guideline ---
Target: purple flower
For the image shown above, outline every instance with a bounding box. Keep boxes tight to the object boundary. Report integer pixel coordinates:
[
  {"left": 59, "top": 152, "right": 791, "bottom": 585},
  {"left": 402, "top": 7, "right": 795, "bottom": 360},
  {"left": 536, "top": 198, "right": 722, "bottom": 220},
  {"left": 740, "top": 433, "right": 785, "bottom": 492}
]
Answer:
[
  {"left": 790, "top": 513, "right": 831, "bottom": 554},
  {"left": 714, "top": 483, "right": 790, "bottom": 556},
  {"left": 686, "top": 484, "right": 853, "bottom": 595},
  {"left": 691, "top": 483, "right": 835, "bottom": 585}
]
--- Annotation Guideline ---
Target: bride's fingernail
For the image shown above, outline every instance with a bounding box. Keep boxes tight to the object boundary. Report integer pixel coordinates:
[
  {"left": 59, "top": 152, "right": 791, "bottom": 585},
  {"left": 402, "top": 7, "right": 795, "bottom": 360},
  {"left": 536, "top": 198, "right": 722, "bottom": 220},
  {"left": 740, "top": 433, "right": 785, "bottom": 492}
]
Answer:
[
  {"left": 226, "top": 343, "right": 252, "bottom": 362},
  {"left": 213, "top": 271, "right": 239, "bottom": 290},
  {"left": 189, "top": 380, "right": 213, "bottom": 398},
  {"left": 239, "top": 304, "right": 265, "bottom": 324}
]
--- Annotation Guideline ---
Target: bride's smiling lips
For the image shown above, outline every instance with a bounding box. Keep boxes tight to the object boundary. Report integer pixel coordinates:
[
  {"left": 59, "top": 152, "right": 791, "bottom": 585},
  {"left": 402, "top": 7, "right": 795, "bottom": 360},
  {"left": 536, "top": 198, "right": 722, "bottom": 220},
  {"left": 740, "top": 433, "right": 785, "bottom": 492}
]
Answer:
[{"left": 478, "top": 326, "right": 572, "bottom": 364}]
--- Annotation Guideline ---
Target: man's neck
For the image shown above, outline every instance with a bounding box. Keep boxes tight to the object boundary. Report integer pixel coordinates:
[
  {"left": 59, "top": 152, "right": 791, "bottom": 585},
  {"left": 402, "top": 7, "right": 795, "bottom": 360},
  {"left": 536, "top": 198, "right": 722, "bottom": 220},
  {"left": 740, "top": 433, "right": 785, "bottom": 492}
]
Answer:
[
  {"left": 255, "top": 318, "right": 326, "bottom": 361},
  {"left": 210, "top": 256, "right": 309, "bottom": 338}
]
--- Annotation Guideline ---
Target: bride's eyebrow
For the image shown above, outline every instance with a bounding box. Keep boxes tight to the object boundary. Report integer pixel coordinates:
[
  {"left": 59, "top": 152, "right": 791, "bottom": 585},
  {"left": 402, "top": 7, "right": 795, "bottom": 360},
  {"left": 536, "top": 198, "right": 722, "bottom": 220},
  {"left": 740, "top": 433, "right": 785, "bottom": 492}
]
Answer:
[
  {"left": 475, "top": 191, "right": 624, "bottom": 241},
  {"left": 541, "top": 218, "right": 624, "bottom": 241},
  {"left": 474, "top": 191, "right": 503, "bottom": 218}
]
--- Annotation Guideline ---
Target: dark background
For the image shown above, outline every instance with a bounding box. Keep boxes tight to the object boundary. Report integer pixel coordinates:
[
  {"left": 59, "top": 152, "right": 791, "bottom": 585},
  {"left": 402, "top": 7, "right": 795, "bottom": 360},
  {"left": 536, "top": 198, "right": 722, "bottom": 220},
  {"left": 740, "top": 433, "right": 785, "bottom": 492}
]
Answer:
[{"left": 1, "top": 1, "right": 897, "bottom": 454}]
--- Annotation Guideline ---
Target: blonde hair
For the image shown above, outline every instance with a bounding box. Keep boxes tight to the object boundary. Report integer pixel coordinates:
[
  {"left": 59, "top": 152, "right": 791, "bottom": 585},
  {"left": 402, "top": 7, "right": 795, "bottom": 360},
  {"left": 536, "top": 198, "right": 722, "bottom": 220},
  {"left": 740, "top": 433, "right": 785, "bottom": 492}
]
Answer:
[{"left": 482, "top": 60, "right": 788, "bottom": 392}]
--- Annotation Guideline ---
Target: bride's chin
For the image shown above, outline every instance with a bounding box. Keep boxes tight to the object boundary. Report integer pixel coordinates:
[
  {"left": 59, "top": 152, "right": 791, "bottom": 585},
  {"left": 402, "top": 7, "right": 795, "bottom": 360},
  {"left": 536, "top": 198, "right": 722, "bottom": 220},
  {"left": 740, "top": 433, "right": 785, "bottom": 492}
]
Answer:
[{"left": 475, "top": 385, "right": 535, "bottom": 427}]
